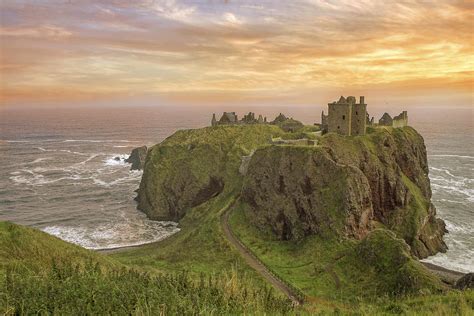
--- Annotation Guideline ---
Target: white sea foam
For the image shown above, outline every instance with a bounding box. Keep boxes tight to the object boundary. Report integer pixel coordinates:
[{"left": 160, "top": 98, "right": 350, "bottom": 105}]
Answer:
[
  {"left": 42, "top": 221, "right": 180, "bottom": 250},
  {"left": 429, "top": 154, "right": 474, "bottom": 160},
  {"left": 62, "top": 139, "right": 137, "bottom": 143},
  {"left": 104, "top": 154, "right": 129, "bottom": 166},
  {"left": 30, "top": 157, "right": 53, "bottom": 164},
  {"left": 36, "top": 147, "right": 90, "bottom": 156},
  {"left": 93, "top": 171, "right": 142, "bottom": 188},
  {"left": 422, "top": 255, "right": 474, "bottom": 274}
]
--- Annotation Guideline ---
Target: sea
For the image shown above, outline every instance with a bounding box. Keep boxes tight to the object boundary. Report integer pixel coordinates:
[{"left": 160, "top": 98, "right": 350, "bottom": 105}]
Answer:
[{"left": 0, "top": 105, "right": 472, "bottom": 272}]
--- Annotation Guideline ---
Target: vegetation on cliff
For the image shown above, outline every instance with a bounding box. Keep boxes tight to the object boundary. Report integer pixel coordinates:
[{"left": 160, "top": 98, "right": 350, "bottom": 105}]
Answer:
[
  {"left": 241, "top": 126, "right": 447, "bottom": 259},
  {"left": 137, "top": 125, "right": 284, "bottom": 221}
]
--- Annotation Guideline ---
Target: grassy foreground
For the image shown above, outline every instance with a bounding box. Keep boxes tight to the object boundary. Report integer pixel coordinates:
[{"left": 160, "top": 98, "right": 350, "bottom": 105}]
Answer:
[{"left": 0, "top": 221, "right": 291, "bottom": 315}]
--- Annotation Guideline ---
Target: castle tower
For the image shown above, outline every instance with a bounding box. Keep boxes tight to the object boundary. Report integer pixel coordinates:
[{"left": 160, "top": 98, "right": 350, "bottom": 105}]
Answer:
[
  {"left": 328, "top": 96, "right": 352, "bottom": 136},
  {"left": 326, "top": 96, "right": 367, "bottom": 136},
  {"left": 211, "top": 113, "right": 217, "bottom": 126},
  {"left": 350, "top": 96, "right": 367, "bottom": 136}
]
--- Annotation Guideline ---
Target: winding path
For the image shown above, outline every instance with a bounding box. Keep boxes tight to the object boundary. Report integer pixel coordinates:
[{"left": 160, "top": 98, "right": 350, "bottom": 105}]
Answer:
[{"left": 220, "top": 198, "right": 303, "bottom": 305}]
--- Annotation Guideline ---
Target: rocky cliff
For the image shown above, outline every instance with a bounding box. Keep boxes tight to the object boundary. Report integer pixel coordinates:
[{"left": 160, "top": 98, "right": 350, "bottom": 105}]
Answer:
[
  {"left": 241, "top": 127, "right": 447, "bottom": 258},
  {"left": 136, "top": 125, "right": 284, "bottom": 221},
  {"left": 126, "top": 146, "right": 148, "bottom": 170},
  {"left": 137, "top": 125, "right": 446, "bottom": 259}
]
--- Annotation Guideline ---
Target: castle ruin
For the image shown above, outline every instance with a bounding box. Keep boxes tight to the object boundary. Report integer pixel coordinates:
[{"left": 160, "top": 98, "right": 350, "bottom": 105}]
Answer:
[
  {"left": 378, "top": 111, "right": 408, "bottom": 128},
  {"left": 211, "top": 112, "right": 268, "bottom": 126},
  {"left": 321, "top": 96, "right": 408, "bottom": 135},
  {"left": 321, "top": 96, "right": 367, "bottom": 136}
]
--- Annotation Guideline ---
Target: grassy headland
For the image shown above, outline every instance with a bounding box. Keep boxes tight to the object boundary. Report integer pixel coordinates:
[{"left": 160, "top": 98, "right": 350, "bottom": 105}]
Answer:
[{"left": 2, "top": 124, "right": 472, "bottom": 315}]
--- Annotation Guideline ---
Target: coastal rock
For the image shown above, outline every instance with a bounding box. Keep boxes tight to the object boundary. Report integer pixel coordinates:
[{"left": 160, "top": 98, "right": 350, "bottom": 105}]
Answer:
[
  {"left": 136, "top": 125, "right": 284, "bottom": 221},
  {"left": 241, "top": 146, "right": 373, "bottom": 240},
  {"left": 241, "top": 127, "right": 447, "bottom": 258},
  {"left": 455, "top": 273, "right": 474, "bottom": 290},
  {"left": 125, "top": 146, "right": 147, "bottom": 170},
  {"left": 138, "top": 124, "right": 446, "bottom": 259},
  {"left": 354, "top": 229, "right": 445, "bottom": 294}
]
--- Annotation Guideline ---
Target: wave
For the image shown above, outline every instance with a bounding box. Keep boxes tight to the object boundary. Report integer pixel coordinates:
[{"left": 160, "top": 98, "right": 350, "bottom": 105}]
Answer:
[
  {"left": 429, "top": 154, "right": 474, "bottom": 159},
  {"left": 62, "top": 139, "right": 138, "bottom": 143},
  {"left": 92, "top": 171, "right": 141, "bottom": 188},
  {"left": 4, "top": 140, "right": 30, "bottom": 143},
  {"left": 432, "top": 183, "right": 474, "bottom": 202},
  {"left": 41, "top": 221, "right": 180, "bottom": 250},
  {"left": 104, "top": 154, "right": 129, "bottom": 167},
  {"left": 36, "top": 147, "right": 91, "bottom": 156},
  {"left": 422, "top": 255, "right": 473, "bottom": 274}
]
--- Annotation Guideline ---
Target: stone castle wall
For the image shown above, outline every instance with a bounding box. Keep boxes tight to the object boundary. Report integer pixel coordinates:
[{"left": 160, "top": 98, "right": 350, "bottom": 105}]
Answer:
[{"left": 328, "top": 103, "right": 352, "bottom": 135}]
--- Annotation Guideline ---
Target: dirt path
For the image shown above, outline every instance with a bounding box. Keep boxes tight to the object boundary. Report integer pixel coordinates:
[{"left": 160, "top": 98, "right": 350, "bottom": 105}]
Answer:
[{"left": 220, "top": 199, "right": 303, "bottom": 305}]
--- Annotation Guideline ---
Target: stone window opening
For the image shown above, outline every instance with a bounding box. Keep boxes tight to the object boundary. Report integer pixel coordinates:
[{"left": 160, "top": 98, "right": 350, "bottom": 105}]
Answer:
[{"left": 342, "top": 115, "right": 345, "bottom": 120}]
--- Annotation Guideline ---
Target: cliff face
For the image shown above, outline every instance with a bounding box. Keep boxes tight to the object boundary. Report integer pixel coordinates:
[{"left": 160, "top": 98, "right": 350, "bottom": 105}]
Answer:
[
  {"left": 241, "top": 146, "right": 373, "bottom": 241},
  {"left": 241, "top": 127, "right": 447, "bottom": 258},
  {"left": 136, "top": 125, "right": 284, "bottom": 221},
  {"left": 138, "top": 125, "right": 446, "bottom": 259}
]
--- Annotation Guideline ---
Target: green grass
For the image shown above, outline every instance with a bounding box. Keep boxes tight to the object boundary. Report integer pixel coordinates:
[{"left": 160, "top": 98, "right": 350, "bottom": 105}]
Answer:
[
  {"left": 228, "top": 202, "right": 473, "bottom": 315},
  {"left": 0, "top": 221, "right": 292, "bottom": 315}
]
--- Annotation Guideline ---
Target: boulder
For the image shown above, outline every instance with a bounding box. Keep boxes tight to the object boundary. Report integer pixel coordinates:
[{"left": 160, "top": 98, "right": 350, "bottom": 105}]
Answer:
[
  {"left": 125, "top": 146, "right": 148, "bottom": 170},
  {"left": 455, "top": 273, "right": 474, "bottom": 290}
]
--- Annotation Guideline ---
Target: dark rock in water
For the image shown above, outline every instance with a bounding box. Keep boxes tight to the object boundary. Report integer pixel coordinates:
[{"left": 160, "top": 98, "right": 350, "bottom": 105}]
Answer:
[
  {"left": 114, "top": 156, "right": 121, "bottom": 161},
  {"left": 125, "top": 146, "right": 148, "bottom": 170},
  {"left": 455, "top": 273, "right": 474, "bottom": 290}
]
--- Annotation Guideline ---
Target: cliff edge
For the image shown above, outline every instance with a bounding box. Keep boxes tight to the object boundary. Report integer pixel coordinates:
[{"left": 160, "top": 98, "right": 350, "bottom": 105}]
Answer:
[{"left": 137, "top": 125, "right": 447, "bottom": 259}]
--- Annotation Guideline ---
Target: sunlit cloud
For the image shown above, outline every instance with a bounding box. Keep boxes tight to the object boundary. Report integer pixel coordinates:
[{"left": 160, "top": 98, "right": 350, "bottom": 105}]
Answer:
[{"left": 0, "top": 0, "right": 472, "bottom": 107}]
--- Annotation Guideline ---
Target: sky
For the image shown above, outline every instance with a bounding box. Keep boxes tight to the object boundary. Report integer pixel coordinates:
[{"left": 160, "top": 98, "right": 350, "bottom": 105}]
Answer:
[{"left": 0, "top": 0, "right": 473, "bottom": 108}]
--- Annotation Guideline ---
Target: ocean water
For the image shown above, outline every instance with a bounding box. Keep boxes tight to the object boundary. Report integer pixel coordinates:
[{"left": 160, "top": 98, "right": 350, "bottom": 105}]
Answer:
[{"left": 0, "top": 105, "right": 472, "bottom": 272}]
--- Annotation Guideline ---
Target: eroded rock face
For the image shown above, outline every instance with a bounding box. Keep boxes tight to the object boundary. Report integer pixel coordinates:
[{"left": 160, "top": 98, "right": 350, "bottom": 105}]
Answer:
[
  {"left": 241, "top": 127, "right": 447, "bottom": 258},
  {"left": 136, "top": 125, "right": 284, "bottom": 221},
  {"left": 126, "top": 146, "right": 148, "bottom": 170},
  {"left": 241, "top": 146, "right": 373, "bottom": 241}
]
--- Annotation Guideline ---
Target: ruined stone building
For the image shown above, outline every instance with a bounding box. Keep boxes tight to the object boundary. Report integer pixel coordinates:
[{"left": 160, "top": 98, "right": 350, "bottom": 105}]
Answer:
[
  {"left": 378, "top": 111, "right": 408, "bottom": 128},
  {"left": 378, "top": 113, "right": 393, "bottom": 126},
  {"left": 212, "top": 112, "right": 238, "bottom": 126},
  {"left": 321, "top": 96, "right": 367, "bottom": 136},
  {"left": 211, "top": 112, "right": 267, "bottom": 126},
  {"left": 393, "top": 111, "right": 408, "bottom": 128}
]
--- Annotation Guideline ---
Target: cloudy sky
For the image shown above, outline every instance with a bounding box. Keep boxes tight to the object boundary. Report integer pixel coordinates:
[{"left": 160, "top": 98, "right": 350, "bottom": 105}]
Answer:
[{"left": 0, "top": 0, "right": 472, "bottom": 107}]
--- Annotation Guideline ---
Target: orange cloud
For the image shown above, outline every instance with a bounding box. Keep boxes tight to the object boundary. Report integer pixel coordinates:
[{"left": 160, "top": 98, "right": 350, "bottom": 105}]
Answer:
[{"left": 0, "top": 0, "right": 472, "bottom": 107}]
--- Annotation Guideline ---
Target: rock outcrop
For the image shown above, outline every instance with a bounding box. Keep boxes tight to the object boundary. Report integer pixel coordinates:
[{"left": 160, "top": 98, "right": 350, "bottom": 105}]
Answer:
[
  {"left": 455, "top": 273, "right": 474, "bottom": 290},
  {"left": 138, "top": 125, "right": 446, "bottom": 259},
  {"left": 241, "top": 127, "right": 447, "bottom": 258},
  {"left": 241, "top": 146, "right": 373, "bottom": 241},
  {"left": 125, "top": 146, "right": 147, "bottom": 170},
  {"left": 136, "top": 125, "right": 285, "bottom": 221}
]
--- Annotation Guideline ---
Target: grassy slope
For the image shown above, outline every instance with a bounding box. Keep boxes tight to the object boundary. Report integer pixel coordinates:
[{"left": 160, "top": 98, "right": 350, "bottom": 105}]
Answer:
[
  {"left": 229, "top": 202, "right": 474, "bottom": 315},
  {"left": 0, "top": 221, "right": 291, "bottom": 315},
  {"left": 0, "top": 221, "right": 119, "bottom": 277}
]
